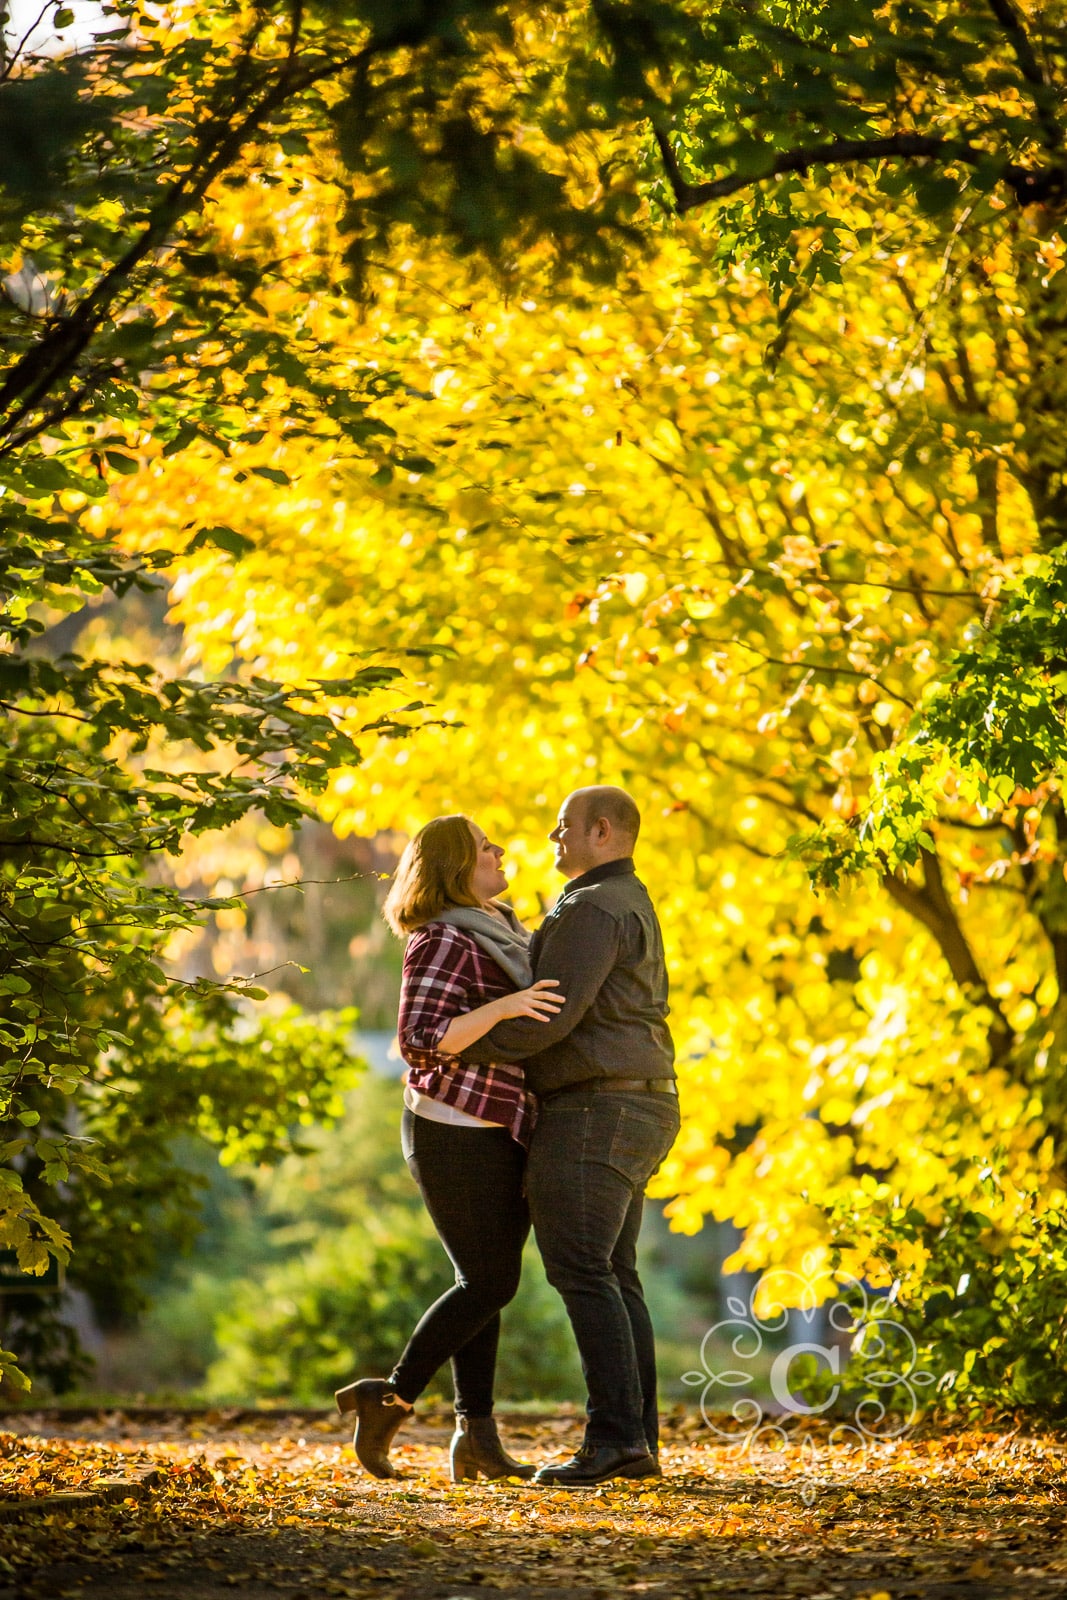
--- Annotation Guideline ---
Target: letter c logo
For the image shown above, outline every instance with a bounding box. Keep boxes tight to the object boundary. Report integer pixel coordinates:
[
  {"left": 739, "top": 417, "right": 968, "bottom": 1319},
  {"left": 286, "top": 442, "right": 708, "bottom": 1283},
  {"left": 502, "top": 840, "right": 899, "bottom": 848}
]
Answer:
[{"left": 769, "top": 1341, "right": 842, "bottom": 1415}]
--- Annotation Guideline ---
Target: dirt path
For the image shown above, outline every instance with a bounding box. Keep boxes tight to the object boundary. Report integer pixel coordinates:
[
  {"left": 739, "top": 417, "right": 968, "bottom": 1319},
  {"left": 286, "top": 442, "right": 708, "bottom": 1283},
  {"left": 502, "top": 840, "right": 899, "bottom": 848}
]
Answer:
[{"left": 0, "top": 1407, "right": 1064, "bottom": 1599}]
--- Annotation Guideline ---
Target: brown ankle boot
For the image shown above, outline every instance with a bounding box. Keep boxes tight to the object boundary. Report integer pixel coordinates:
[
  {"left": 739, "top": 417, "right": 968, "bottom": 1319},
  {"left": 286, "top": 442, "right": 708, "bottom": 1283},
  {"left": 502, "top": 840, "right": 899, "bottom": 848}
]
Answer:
[
  {"left": 450, "top": 1415, "right": 535, "bottom": 1482},
  {"left": 336, "top": 1379, "right": 409, "bottom": 1479}
]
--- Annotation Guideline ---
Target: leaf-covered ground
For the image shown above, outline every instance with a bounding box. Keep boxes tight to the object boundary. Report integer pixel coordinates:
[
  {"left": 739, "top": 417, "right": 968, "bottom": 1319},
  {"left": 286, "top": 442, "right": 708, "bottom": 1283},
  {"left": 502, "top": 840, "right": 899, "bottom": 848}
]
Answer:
[{"left": 0, "top": 1406, "right": 1065, "bottom": 1598}]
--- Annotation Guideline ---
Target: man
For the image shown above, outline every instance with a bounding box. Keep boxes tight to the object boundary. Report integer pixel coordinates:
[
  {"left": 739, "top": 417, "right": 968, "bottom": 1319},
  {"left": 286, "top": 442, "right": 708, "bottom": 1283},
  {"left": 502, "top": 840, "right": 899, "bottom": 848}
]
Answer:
[{"left": 461, "top": 786, "right": 679, "bottom": 1487}]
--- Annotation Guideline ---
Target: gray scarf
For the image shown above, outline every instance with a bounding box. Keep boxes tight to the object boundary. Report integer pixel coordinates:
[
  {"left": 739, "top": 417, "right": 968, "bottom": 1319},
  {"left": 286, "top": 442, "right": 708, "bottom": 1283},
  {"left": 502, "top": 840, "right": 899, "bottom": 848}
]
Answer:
[{"left": 432, "top": 903, "right": 533, "bottom": 988}]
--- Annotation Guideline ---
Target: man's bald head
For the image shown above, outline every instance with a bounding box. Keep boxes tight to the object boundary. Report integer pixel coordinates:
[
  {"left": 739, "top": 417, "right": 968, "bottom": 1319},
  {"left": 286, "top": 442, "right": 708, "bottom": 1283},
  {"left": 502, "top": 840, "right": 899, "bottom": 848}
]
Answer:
[
  {"left": 550, "top": 786, "right": 641, "bottom": 880},
  {"left": 567, "top": 786, "right": 641, "bottom": 844}
]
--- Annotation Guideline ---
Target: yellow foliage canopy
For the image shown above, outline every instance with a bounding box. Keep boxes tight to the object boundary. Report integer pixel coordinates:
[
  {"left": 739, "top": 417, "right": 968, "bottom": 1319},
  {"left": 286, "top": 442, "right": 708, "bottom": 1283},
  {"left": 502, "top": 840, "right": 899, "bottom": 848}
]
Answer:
[{"left": 98, "top": 156, "right": 1067, "bottom": 1300}]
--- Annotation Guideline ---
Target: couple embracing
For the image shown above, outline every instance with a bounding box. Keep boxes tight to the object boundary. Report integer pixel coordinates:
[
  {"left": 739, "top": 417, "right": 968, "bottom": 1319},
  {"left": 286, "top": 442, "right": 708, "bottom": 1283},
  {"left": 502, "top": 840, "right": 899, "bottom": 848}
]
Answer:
[{"left": 336, "top": 787, "right": 679, "bottom": 1489}]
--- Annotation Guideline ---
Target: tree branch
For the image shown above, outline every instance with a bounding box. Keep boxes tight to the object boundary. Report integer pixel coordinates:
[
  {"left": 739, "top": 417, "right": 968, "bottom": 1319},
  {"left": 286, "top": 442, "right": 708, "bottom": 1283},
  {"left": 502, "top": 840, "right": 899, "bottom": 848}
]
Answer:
[
  {"left": 652, "top": 122, "right": 692, "bottom": 202},
  {"left": 1030, "top": 796, "right": 1067, "bottom": 999},
  {"left": 0, "top": 0, "right": 51, "bottom": 83},
  {"left": 0, "top": 700, "right": 93, "bottom": 723},
  {"left": 882, "top": 848, "right": 1014, "bottom": 1065},
  {"left": 985, "top": 0, "right": 1065, "bottom": 155},
  {"left": 654, "top": 128, "right": 1066, "bottom": 215},
  {"left": 285, "top": 0, "right": 305, "bottom": 66},
  {"left": 618, "top": 535, "right": 990, "bottom": 603},
  {"left": 695, "top": 634, "right": 917, "bottom": 708},
  {"left": 0, "top": 836, "right": 170, "bottom": 858},
  {"left": 0, "top": 34, "right": 386, "bottom": 432}
]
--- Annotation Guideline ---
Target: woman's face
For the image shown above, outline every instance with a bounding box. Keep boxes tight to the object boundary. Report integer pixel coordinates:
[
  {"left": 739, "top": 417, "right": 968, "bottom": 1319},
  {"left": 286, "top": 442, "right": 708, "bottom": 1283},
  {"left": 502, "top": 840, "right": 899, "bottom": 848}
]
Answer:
[{"left": 468, "top": 821, "right": 507, "bottom": 903}]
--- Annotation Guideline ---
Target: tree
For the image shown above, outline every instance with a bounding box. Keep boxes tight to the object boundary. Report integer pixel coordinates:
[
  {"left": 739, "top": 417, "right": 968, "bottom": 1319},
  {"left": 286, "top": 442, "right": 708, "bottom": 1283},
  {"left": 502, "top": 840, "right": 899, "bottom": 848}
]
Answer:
[
  {"left": 157, "top": 166, "right": 1067, "bottom": 1402},
  {"left": 632, "top": 0, "right": 1067, "bottom": 859},
  {"left": 0, "top": 0, "right": 664, "bottom": 1389},
  {"left": 0, "top": 0, "right": 620, "bottom": 1387},
  {"left": 6, "top": 0, "right": 1067, "bottom": 1406},
  {"left": 0, "top": 0, "right": 442, "bottom": 1386}
]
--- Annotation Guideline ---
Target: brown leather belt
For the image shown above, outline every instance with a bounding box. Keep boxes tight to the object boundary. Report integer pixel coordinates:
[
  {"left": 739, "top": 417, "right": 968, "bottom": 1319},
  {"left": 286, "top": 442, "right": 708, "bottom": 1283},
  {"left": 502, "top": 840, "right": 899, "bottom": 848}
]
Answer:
[{"left": 557, "top": 1078, "right": 678, "bottom": 1096}]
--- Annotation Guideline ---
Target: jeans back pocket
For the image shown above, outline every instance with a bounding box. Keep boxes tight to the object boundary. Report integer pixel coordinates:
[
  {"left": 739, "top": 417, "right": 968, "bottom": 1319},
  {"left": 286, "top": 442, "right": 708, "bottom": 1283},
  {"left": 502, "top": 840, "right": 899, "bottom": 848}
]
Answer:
[{"left": 607, "top": 1101, "right": 680, "bottom": 1185}]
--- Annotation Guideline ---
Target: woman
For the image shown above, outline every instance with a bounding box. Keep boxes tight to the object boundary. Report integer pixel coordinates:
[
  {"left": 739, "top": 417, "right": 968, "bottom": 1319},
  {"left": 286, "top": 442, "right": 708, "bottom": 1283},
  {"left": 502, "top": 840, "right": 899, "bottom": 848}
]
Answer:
[{"left": 336, "top": 814, "right": 563, "bottom": 1482}]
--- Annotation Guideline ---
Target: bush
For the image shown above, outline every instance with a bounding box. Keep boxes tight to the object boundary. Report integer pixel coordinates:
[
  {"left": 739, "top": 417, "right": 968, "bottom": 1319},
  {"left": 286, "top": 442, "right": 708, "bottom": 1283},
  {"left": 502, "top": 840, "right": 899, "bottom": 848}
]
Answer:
[
  {"left": 202, "top": 1074, "right": 583, "bottom": 1404},
  {"left": 207, "top": 1218, "right": 582, "bottom": 1405},
  {"left": 828, "top": 1163, "right": 1067, "bottom": 1415}
]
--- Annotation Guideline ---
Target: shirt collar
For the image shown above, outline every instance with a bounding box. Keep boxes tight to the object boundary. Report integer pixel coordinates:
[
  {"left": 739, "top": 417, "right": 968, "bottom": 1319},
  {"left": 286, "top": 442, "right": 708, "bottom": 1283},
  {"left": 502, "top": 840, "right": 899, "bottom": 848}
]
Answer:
[{"left": 559, "top": 857, "right": 636, "bottom": 898}]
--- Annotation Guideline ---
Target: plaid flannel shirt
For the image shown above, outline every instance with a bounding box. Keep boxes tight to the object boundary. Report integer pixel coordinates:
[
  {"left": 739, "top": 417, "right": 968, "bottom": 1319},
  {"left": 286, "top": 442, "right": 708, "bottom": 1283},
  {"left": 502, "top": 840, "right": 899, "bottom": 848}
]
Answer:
[{"left": 398, "top": 922, "right": 534, "bottom": 1145}]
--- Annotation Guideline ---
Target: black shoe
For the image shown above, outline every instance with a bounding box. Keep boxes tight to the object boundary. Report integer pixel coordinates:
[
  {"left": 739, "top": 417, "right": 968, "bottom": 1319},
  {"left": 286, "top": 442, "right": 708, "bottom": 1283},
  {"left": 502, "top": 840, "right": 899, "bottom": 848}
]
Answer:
[
  {"left": 533, "top": 1443, "right": 659, "bottom": 1487},
  {"left": 450, "top": 1416, "right": 535, "bottom": 1482},
  {"left": 335, "top": 1378, "right": 409, "bottom": 1479}
]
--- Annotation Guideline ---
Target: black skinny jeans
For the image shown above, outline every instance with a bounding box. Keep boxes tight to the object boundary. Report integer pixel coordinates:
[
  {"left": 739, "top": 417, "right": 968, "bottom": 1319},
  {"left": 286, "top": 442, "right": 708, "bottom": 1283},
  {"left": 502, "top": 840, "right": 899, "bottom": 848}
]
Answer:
[{"left": 389, "top": 1111, "right": 529, "bottom": 1418}]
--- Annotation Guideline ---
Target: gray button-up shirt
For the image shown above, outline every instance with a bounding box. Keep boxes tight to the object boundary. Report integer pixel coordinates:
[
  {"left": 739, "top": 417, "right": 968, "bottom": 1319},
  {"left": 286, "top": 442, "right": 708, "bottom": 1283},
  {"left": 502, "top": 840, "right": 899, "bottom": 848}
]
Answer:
[{"left": 461, "top": 858, "right": 675, "bottom": 1097}]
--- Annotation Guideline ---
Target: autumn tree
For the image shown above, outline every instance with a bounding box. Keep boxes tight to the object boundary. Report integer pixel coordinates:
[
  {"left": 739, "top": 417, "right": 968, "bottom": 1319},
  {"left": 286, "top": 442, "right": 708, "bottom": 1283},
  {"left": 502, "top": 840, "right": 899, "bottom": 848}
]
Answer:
[
  {"left": 0, "top": 0, "right": 651, "bottom": 1387},
  {"left": 148, "top": 1, "right": 1067, "bottom": 1404},
  {"left": 0, "top": 0, "right": 440, "bottom": 1385},
  {"left": 6, "top": 0, "right": 1067, "bottom": 1405}
]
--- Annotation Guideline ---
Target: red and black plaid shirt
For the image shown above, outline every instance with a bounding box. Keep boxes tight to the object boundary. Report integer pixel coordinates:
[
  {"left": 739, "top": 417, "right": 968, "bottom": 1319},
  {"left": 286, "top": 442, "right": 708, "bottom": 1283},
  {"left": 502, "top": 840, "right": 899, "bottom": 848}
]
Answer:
[{"left": 398, "top": 922, "right": 534, "bottom": 1145}]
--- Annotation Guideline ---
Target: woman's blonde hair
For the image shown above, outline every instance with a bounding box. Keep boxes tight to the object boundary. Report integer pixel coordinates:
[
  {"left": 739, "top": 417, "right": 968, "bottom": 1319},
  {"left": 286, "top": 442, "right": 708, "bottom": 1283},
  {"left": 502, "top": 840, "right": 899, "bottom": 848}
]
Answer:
[{"left": 382, "top": 814, "right": 480, "bottom": 935}]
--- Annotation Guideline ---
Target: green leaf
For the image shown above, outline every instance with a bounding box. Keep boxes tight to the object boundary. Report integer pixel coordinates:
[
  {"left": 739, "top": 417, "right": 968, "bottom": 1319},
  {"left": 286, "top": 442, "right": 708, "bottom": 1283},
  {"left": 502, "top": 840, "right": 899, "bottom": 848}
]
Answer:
[{"left": 186, "top": 526, "right": 255, "bottom": 559}]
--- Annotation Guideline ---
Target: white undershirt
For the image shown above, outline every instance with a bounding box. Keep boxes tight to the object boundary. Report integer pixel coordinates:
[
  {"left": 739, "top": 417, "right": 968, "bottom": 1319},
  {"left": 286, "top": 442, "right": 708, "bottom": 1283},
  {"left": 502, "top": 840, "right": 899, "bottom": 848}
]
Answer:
[{"left": 403, "top": 1083, "right": 504, "bottom": 1129}]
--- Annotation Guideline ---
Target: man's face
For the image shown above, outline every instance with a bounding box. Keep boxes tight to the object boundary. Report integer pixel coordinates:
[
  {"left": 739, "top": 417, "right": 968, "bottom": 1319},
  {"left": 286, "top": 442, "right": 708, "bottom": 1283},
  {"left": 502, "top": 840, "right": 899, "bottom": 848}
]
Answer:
[{"left": 549, "top": 796, "right": 596, "bottom": 880}]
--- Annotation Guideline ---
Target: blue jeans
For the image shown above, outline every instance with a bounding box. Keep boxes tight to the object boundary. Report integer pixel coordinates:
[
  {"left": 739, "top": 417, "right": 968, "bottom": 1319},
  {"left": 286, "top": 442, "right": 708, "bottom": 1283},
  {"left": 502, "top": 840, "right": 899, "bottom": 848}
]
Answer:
[{"left": 526, "top": 1087, "right": 680, "bottom": 1452}]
